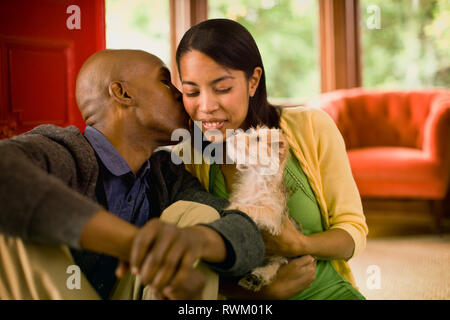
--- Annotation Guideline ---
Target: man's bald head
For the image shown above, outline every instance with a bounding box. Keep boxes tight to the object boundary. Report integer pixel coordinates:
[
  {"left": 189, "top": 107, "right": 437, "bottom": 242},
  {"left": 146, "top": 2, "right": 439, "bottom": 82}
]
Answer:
[{"left": 75, "top": 49, "right": 164, "bottom": 126}]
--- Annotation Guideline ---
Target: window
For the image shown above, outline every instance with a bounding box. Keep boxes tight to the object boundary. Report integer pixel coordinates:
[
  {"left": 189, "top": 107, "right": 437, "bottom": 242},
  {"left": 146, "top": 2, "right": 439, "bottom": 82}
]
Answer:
[
  {"left": 104, "top": 0, "right": 447, "bottom": 97},
  {"left": 105, "top": 0, "right": 171, "bottom": 66},
  {"left": 209, "top": 0, "right": 320, "bottom": 104},
  {"left": 360, "top": 0, "right": 450, "bottom": 89}
]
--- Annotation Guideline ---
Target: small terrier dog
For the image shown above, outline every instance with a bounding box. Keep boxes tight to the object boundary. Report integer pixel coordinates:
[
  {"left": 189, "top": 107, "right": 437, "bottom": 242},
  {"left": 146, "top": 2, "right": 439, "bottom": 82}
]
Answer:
[{"left": 225, "top": 126, "right": 301, "bottom": 291}]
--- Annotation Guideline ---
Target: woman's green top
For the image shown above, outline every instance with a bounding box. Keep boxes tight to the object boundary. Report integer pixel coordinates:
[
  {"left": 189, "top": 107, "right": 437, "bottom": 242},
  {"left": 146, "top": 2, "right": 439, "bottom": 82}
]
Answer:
[{"left": 209, "top": 149, "right": 365, "bottom": 300}]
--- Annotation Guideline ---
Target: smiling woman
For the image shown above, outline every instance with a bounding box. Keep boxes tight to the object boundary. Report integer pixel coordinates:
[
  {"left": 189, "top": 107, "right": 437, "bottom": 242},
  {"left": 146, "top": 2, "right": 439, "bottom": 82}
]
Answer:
[
  {"left": 176, "top": 18, "right": 282, "bottom": 138},
  {"left": 179, "top": 51, "right": 259, "bottom": 140},
  {"left": 176, "top": 19, "right": 368, "bottom": 300}
]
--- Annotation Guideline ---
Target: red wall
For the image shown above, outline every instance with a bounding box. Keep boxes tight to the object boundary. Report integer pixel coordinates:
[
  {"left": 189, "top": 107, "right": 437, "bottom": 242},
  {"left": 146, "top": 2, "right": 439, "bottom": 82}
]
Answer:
[{"left": 0, "top": 0, "right": 105, "bottom": 138}]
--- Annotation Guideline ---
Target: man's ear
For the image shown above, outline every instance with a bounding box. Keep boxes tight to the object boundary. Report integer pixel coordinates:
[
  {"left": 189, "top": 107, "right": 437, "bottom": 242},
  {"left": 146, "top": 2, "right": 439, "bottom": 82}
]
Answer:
[
  {"left": 108, "top": 81, "right": 134, "bottom": 105},
  {"left": 249, "top": 67, "right": 262, "bottom": 98}
]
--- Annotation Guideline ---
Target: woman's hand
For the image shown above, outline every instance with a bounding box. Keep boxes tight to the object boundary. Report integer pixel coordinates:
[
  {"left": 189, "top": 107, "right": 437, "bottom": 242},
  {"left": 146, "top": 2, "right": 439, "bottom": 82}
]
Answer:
[
  {"left": 261, "top": 217, "right": 308, "bottom": 257},
  {"left": 219, "top": 255, "right": 317, "bottom": 300},
  {"left": 262, "top": 219, "right": 356, "bottom": 260},
  {"left": 259, "top": 255, "right": 317, "bottom": 299}
]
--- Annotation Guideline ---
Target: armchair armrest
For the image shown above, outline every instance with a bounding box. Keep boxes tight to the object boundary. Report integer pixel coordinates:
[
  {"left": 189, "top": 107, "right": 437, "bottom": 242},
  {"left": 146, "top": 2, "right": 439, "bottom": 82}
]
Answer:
[
  {"left": 422, "top": 93, "right": 450, "bottom": 167},
  {"left": 318, "top": 93, "right": 352, "bottom": 148}
]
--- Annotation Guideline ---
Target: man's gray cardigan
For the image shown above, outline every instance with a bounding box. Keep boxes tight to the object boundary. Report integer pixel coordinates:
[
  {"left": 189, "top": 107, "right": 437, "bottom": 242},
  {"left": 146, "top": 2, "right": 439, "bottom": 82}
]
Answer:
[{"left": 0, "top": 125, "right": 264, "bottom": 277}]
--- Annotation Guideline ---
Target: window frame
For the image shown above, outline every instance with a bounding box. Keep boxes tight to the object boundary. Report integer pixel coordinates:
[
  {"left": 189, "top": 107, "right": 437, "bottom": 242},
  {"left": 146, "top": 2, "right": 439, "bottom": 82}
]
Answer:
[
  {"left": 169, "top": 0, "right": 362, "bottom": 99},
  {"left": 319, "top": 0, "right": 361, "bottom": 92}
]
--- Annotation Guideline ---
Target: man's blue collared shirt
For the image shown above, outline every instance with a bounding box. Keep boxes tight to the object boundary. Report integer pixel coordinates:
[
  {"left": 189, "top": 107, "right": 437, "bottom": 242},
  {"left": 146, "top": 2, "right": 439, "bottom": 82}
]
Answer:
[
  {"left": 82, "top": 126, "right": 152, "bottom": 298},
  {"left": 84, "top": 126, "right": 151, "bottom": 227}
]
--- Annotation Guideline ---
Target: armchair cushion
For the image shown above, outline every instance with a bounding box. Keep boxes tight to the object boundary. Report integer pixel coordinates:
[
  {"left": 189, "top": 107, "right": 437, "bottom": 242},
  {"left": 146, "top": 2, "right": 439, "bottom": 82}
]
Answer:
[
  {"left": 348, "top": 147, "right": 447, "bottom": 199},
  {"left": 319, "top": 88, "right": 450, "bottom": 200}
]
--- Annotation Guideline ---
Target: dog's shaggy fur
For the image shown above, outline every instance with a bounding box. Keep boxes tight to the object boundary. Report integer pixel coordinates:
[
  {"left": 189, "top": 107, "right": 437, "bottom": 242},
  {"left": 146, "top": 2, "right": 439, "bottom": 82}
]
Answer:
[{"left": 225, "top": 126, "right": 300, "bottom": 291}]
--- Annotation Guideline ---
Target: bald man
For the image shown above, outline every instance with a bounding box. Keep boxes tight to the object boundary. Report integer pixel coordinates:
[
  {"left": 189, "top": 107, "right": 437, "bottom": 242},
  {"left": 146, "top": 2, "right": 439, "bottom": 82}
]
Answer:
[{"left": 0, "top": 50, "right": 264, "bottom": 300}]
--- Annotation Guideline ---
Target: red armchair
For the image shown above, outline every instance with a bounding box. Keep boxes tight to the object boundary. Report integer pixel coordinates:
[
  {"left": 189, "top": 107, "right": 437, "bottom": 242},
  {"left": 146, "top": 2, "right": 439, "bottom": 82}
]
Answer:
[{"left": 318, "top": 88, "right": 450, "bottom": 229}]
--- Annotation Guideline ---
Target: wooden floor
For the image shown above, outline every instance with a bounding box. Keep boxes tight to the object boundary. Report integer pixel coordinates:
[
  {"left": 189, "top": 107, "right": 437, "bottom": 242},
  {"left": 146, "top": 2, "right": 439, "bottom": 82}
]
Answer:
[{"left": 362, "top": 199, "right": 450, "bottom": 238}]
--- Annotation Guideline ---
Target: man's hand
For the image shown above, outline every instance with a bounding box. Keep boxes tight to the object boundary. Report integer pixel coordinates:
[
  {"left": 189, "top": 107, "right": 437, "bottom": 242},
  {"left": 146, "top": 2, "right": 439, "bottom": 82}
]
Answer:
[
  {"left": 130, "top": 219, "right": 204, "bottom": 292},
  {"left": 116, "top": 218, "right": 226, "bottom": 299},
  {"left": 161, "top": 267, "right": 206, "bottom": 299}
]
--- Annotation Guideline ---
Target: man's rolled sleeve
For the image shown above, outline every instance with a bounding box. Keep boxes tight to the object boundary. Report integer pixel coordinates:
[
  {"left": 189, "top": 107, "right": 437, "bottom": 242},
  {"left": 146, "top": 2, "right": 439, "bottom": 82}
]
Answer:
[{"left": 202, "top": 211, "right": 265, "bottom": 277}]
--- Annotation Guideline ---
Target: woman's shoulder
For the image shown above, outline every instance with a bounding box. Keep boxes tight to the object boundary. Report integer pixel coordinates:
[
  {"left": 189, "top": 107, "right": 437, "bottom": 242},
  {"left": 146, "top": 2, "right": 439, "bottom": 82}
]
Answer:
[{"left": 280, "top": 105, "right": 336, "bottom": 134}]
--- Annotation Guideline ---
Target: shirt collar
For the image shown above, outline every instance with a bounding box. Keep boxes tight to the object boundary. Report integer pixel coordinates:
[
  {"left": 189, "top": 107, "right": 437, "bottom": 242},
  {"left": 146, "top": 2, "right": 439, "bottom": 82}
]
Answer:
[{"left": 83, "top": 126, "right": 133, "bottom": 176}]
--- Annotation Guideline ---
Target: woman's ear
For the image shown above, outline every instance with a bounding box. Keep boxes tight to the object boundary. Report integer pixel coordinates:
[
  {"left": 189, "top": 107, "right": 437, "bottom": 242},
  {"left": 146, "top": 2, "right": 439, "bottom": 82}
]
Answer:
[
  {"left": 249, "top": 67, "right": 262, "bottom": 97},
  {"left": 108, "top": 81, "right": 134, "bottom": 106}
]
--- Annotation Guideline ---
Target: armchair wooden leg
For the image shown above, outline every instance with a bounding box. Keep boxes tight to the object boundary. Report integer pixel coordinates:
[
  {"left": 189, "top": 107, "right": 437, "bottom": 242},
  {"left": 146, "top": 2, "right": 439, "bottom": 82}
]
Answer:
[{"left": 429, "top": 200, "right": 444, "bottom": 233}]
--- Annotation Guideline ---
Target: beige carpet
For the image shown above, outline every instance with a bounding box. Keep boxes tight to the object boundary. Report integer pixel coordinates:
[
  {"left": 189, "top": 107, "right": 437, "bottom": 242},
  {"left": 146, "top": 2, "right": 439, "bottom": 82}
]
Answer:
[{"left": 348, "top": 234, "right": 450, "bottom": 300}]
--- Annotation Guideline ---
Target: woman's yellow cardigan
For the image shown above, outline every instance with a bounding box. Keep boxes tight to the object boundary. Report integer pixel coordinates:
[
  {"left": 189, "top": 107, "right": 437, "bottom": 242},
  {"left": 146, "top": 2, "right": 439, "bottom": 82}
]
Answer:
[{"left": 183, "top": 106, "right": 369, "bottom": 287}]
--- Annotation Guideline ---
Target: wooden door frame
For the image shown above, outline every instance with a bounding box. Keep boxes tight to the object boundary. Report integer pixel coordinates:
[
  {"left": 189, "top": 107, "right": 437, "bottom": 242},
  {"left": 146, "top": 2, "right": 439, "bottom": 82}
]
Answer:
[
  {"left": 319, "top": 0, "right": 362, "bottom": 92},
  {"left": 169, "top": 0, "right": 207, "bottom": 88}
]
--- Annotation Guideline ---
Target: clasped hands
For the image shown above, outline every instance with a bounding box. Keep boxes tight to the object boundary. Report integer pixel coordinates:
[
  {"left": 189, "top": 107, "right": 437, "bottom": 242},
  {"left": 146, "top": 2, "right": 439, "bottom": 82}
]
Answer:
[
  {"left": 85, "top": 209, "right": 315, "bottom": 300},
  {"left": 115, "top": 219, "right": 211, "bottom": 300}
]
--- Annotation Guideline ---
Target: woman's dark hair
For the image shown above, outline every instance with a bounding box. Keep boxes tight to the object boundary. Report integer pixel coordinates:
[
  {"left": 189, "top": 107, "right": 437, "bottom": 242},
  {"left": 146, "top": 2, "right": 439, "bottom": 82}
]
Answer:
[{"left": 176, "top": 18, "right": 281, "bottom": 129}]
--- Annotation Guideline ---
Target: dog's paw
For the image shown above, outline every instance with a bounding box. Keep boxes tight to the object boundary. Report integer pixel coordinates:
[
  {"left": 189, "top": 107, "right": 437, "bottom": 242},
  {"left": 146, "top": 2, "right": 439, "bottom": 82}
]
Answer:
[{"left": 238, "top": 273, "right": 264, "bottom": 292}]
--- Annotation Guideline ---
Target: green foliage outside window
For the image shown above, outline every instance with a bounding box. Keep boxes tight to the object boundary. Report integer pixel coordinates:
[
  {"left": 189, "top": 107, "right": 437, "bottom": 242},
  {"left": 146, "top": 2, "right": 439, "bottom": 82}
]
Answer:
[
  {"left": 209, "top": 0, "right": 320, "bottom": 102},
  {"left": 361, "top": 0, "right": 450, "bottom": 89},
  {"left": 105, "top": 0, "right": 448, "bottom": 101}
]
